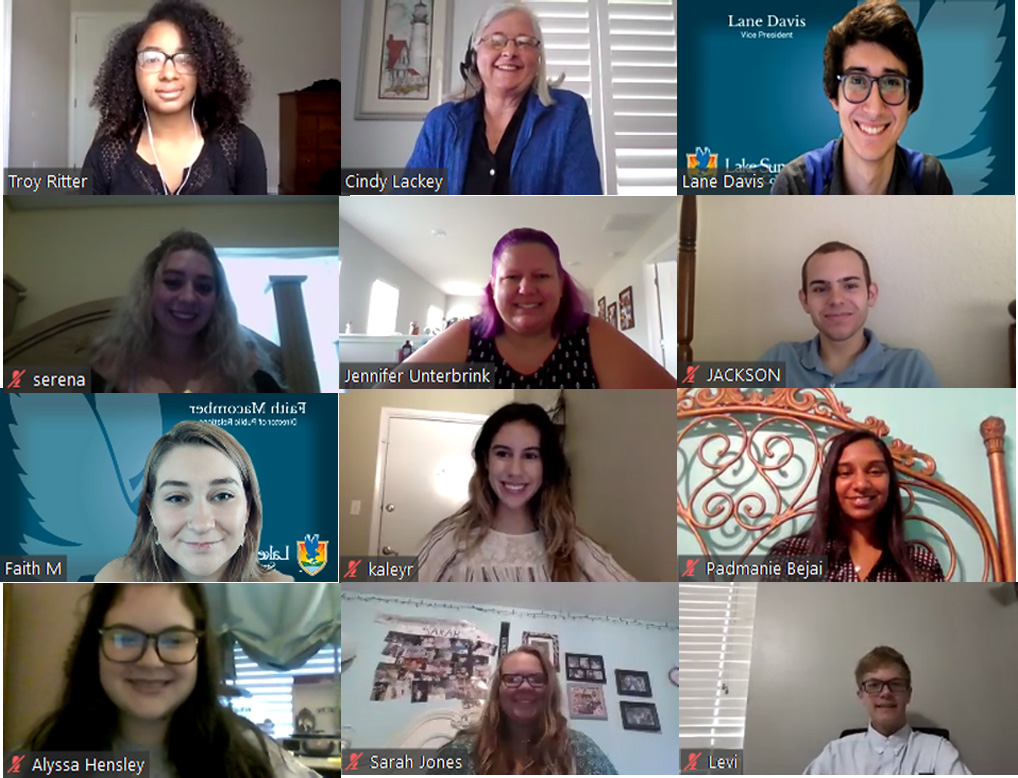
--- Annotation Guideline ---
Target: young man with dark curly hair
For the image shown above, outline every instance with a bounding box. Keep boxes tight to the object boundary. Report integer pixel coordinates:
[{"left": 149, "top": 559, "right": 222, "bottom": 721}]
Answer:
[{"left": 82, "top": 0, "right": 266, "bottom": 194}]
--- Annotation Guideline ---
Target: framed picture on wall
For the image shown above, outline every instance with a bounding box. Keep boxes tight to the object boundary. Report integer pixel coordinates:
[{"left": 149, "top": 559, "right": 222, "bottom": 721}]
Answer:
[
  {"left": 522, "top": 631, "right": 560, "bottom": 670},
  {"left": 607, "top": 302, "right": 618, "bottom": 330},
  {"left": 567, "top": 683, "right": 608, "bottom": 720},
  {"left": 597, "top": 296, "right": 606, "bottom": 320},
  {"left": 620, "top": 701, "right": 660, "bottom": 732},
  {"left": 615, "top": 669, "right": 652, "bottom": 697},
  {"left": 356, "top": 0, "right": 452, "bottom": 119},
  {"left": 619, "top": 286, "right": 635, "bottom": 330},
  {"left": 565, "top": 653, "right": 606, "bottom": 683}
]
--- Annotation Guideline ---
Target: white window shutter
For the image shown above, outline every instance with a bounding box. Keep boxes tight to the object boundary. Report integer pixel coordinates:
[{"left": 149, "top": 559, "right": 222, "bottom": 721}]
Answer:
[
  {"left": 678, "top": 583, "right": 758, "bottom": 750},
  {"left": 527, "top": 0, "right": 676, "bottom": 194}
]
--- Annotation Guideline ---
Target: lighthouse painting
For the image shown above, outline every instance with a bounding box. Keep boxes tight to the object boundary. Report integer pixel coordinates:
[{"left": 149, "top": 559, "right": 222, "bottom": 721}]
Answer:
[{"left": 379, "top": 0, "right": 433, "bottom": 100}]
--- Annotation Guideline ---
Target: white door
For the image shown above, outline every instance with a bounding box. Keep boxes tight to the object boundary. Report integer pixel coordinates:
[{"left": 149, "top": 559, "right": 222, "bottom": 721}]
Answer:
[
  {"left": 655, "top": 259, "right": 678, "bottom": 377},
  {"left": 70, "top": 14, "right": 137, "bottom": 167},
  {"left": 372, "top": 411, "right": 487, "bottom": 557}
]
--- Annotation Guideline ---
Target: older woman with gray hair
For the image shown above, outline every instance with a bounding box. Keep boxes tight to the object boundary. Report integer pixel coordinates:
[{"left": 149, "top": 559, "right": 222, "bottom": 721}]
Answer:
[{"left": 406, "top": 1, "right": 602, "bottom": 195}]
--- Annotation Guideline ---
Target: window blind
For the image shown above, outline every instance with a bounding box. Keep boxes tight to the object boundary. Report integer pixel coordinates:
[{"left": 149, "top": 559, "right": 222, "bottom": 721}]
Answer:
[
  {"left": 678, "top": 583, "right": 758, "bottom": 750},
  {"left": 224, "top": 644, "right": 341, "bottom": 737},
  {"left": 527, "top": 0, "right": 677, "bottom": 194}
]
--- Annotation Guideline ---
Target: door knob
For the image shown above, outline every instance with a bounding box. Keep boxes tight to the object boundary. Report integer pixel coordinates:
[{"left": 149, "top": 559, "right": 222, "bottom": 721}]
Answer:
[
  {"left": 382, "top": 546, "right": 399, "bottom": 556},
  {"left": 385, "top": 504, "right": 396, "bottom": 512}
]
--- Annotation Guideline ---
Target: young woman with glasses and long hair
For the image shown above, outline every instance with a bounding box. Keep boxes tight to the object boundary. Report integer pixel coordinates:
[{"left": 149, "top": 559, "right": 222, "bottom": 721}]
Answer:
[
  {"left": 764, "top": 429, "right": 946, "bottom": 581},
  {"left": 23, "top": 584, "right": 319, "bottom": 777},
  {"left": 416, "top": 403, "right": 634, "bottom": 582},
  {"left": 433, "top": 645, "right": 617, "bottom": 774},
  {"left": 83, "top": 0, "right": 266, "bottom": 194}
]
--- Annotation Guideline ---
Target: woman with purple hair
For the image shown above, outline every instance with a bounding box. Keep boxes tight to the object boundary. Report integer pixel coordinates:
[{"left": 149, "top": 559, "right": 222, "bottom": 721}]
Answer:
[{"left": 405, "top": 228, "right": 675, "bottom": 388}]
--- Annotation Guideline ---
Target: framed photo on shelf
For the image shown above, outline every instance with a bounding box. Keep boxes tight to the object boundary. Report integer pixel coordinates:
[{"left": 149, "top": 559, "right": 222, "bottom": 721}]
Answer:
[
  {"left": 615, "top": 669, "right": 652, "bottom": 697},
  {"left": 565, "top": 653, "right": 606, "bottom": 683},
  {"left": 620, "top": 701, "right": 661, "bottom": 732},
  {"left": 567, "top": 683, "right": 608, "bottom": 720},
  {"left": 607, "top": 302, "right": 618, "bottom": 330},
  {"left": 522, "top": 631, "right": 560, "bottom": 670},
  {"left": 597, "top": 296, "right": 607, "bottom": 320},
  {"left": 356, "top": 0, "right": 452, "bottom": 119}
]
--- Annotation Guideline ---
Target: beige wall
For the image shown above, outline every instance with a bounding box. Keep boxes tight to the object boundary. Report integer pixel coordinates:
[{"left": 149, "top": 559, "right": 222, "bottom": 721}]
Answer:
[
  {"left": 10, "top": 0, "right": 70, "bottom": 167},
  {"left": 3, "top": 583, "right": 93, "bottom": 750},
  {"left": 692, "top": 195, "right": 1016, "bottom": 388},
  {"left": 338, "top": 389, "right": 677, "bottom": 582},
  {"left": 12, "top": 0, "right": 341, "bottom": 190},
  {"left": 4, "top": 200, "right": 338, "bottom": 329},
  {"left": 744, "top": 583, "right": 1018, "bottom": 775}
]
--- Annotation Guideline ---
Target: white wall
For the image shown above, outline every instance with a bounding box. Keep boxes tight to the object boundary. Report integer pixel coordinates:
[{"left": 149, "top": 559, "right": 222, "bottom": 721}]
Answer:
[
  {"left": 744, "top": 583, "right": 1018, "bottom": 776},
  {"left": 593, "top": 202, "right": 678, "bottom": 364},
  {"left": 10, "top": 0, "right": 340, "bottom": 189},
  {"left": 690, "top": 195, "right": 1016, "bottom": 388},
  {"left": 10, "top": 0, "right": 69, "bottom": 167},
  {"left": 338, "top": 216, "right": 449, "bottom": 335},
  {"left": 340, "top": 585, "right": 681, "bottom": 775},
  {"left": 446, "top": 294, "right": 482, "bottom": 322},
  {"left": 340, "top": 0, "right": 491, "bottom": 167}
]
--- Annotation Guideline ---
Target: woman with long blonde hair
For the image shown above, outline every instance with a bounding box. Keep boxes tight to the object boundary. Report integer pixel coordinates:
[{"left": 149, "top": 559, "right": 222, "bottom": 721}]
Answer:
[
  {"left": 416, "top": 403, "right": 634, "bottom": 581},
  {"left": 434, "top": 645, "right": 617, "bottom": 774},
  {"left": 91, "top": 229, "right": 282, "bottom": 392}
]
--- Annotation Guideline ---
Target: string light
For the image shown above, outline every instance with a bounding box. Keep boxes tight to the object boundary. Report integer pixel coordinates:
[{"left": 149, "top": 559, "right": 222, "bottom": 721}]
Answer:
[{"left": 342, "top": 592, "right": 679, "bottom": 633}]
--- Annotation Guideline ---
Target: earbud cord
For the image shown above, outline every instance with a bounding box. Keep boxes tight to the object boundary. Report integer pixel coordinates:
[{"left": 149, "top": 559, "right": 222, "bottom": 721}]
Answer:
[{"left": 144, "top": 99, "right": 198, "bottom": 195}]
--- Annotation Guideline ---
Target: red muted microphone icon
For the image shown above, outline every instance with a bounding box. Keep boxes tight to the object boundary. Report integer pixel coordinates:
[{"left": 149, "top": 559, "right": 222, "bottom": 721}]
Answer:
[
  {"left": 681, "top": 559, "right": 699, "bottom": 578},
  {"left": 682, "top": 365, "right": 699, "bottom": 384},
  {"left": 343, "top": 559, "right": 362, "bottom": 579},
  {"left": 683, "top": 751, "right": 702, "bottom": 771}
]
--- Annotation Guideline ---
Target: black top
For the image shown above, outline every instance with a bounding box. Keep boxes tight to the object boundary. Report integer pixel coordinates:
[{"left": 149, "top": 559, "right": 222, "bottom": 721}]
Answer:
[
  {"left": 82, "top": 123, "right": 267, "bottom": 195},
  {"left": 771, "top": 138, "right": 953, "bottom": 195},
  {"left": 90, "top": 368, "right": 284, "bottom": 393},
  {"left": 465, "top": 314, "right": 599, "bottom": 388},
  {"left": 762, "top": 536, "right": 946, "bottom": 581},
  {"left": 461, "top": 98, "right": 528, "bottom": 195}
]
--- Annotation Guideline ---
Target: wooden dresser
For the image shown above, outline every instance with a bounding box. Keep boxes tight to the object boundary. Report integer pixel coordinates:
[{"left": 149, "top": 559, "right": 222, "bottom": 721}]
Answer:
[{"left": 279, "top": 90, "right": 342, "bottom": 194}]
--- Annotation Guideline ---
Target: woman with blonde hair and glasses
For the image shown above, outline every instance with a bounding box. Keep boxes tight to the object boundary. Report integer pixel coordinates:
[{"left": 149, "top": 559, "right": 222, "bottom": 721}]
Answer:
[
  {"left": 95, "top": 421, "right": 292, "bottom": 582},
  {"left": 416, "top": 403, "right": 634, "bottom": 582},
  {"left": 434, "top": 645, "right": 617, "bottom": 774},
  {"left": 406, "top": 1, "right": 601, "bottom": 194}
]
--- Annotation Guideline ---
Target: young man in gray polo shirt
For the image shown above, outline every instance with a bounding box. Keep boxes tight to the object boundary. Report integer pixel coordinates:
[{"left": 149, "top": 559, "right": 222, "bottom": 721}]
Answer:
[{"left": 760, "top": 241, "right": 940, "bottom": 387}]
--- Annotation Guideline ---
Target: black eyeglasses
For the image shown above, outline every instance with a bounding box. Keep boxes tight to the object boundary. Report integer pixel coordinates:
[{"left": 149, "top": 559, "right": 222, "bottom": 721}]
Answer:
[
  {"left": 98, "top": 626, "right": 202, "bottom": 664},
  {"left": 501, "top": 673, "right": 548, "bottom": 689},
  {"left": 859, "top": 678, "right": 910, "bottom": 695},
  {"left": 837, "top": 73, "right": 910, "bottom": 106},
  {"left": 137, "top": 49, "right": 198, "bottom": 75}
]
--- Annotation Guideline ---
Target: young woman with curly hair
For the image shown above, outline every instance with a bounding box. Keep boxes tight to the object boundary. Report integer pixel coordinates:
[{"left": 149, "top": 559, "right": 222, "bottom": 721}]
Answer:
[
  {"left": 24, "top": 584, "right": 318, "bottom": 777},
  {"left": 91, "top": 230, "right": 283, "bottom": 392},
  {"left": 83, "top": 0, "right": 266, "bottom": 194},
  {"left": 433, "top": 645, "right": 617, "bottom": 774},
  {"left": 416, "top": 403, "right": 634, "bottom": 581}
]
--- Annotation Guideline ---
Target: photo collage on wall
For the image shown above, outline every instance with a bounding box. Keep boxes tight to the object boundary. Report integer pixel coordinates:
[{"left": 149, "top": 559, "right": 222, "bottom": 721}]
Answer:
[{"left": 370, "top": 614, "right": 497, "bottom": 707}]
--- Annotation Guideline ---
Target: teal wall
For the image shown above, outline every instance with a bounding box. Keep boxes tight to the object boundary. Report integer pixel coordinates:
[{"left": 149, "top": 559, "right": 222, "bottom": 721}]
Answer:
[
  {"left": 341, "top": 591, "right": 680, "bottom": 774},
  {"left": 677, "top": 389, "right": 1016, "bottom": 581}
]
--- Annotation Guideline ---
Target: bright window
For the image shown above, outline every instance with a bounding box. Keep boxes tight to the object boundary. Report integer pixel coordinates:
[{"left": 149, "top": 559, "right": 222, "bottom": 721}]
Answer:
[
  {"left": 367, "top": 279, "right": 400, "bottom": 335},
  {"left": 219, "top": 252, "right": 340, "bottom": 393},
  {"left": 425, "top": 305, "right": 445, "bottom": 334}
]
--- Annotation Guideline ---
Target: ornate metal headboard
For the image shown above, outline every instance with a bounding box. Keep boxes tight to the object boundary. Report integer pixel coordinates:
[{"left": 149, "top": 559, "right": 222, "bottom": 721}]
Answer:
[{"left": 677, "top": 388, "right": 1016, "bottom": 582}]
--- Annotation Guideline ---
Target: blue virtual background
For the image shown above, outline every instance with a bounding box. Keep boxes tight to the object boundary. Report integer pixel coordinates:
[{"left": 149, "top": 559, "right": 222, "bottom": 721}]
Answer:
[
  {"left": 1, "top": 393, "right": 338, "bottom": 582},
  {"left": 680, "top": 0, "right": 1014, "bottom": 194}
]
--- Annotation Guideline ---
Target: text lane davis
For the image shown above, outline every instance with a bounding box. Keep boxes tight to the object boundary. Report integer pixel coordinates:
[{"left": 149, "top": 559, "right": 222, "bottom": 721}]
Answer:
[
  {"left": 682, "top": 174, "right": 766, "bottom": 190},
  {"left": 728, "top": 14, "right": 805, "bottom": 27},
  {"left": 369, "top": 562, "right": 416, "bottom": 580}
]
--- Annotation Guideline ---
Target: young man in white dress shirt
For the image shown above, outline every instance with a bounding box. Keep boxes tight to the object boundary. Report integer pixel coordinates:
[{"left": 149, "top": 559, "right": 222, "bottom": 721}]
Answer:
[{"left": 805, "top": 646, "right": 971, "bottom": 775}]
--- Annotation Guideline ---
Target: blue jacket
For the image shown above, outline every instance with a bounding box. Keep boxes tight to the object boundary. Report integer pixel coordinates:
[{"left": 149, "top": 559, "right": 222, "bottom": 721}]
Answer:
[{"left": 406, "top": 88, "right": 603, "bottom": 195}]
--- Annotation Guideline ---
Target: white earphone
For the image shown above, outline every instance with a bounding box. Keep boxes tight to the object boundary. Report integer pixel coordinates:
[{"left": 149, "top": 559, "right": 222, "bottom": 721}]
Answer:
[{"left": 144, "top": 98, "right": 200, "bottom": 195}]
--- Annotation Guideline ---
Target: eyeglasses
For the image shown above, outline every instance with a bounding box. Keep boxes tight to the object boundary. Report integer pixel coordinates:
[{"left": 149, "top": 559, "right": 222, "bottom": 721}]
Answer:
[
  {"left": 837, "top": 73, "right": 910, "bottom": 106},
  {"left": 501, "top": 673, "right": 548, "bottom": 689},
  {"left": 98, "top": 626, "right": 202, "bottom": 664},
  {"left": 478, "top": 34, "right": 541, "bottom": 52},
  {"left": 137, "top": 49, "right": 198, "bottom": 75},
  {"left": 859, "top": 678, "right": 910, "bottom": 695}
]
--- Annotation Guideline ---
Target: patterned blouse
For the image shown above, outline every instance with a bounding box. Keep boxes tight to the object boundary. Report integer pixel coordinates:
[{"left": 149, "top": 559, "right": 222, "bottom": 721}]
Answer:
[
  {"left": 416, "top": 519, "right": 635, "bottom": 582},
  {"left": 763, "top": 536, "right": 946, "bottom": 582},
  {"left": 466, "top": 315, "right": 598, "bottom": 388},
  {"left": 432, "top": 729, "right": 619, "bottom": 775}
]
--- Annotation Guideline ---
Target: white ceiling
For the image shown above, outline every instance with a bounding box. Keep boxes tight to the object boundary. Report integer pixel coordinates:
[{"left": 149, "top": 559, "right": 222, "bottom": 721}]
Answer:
[
  {"left": 343, "top": 582, "right": 679, "bottom": 625},
  {"left": 337, "top": 197, "right": 676, "bottom": 294}
]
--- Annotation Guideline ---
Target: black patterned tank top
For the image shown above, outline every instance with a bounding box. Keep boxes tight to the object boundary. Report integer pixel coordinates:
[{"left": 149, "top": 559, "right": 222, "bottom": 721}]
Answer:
[{"left": 466, "top": 315, "right": 599, "bottom": 388}]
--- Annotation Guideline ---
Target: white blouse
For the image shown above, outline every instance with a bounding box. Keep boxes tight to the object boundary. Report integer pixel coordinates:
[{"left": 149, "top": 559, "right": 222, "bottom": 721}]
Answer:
[{"left": 416, "top": 519, "right": 636, "bottom": 582}]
